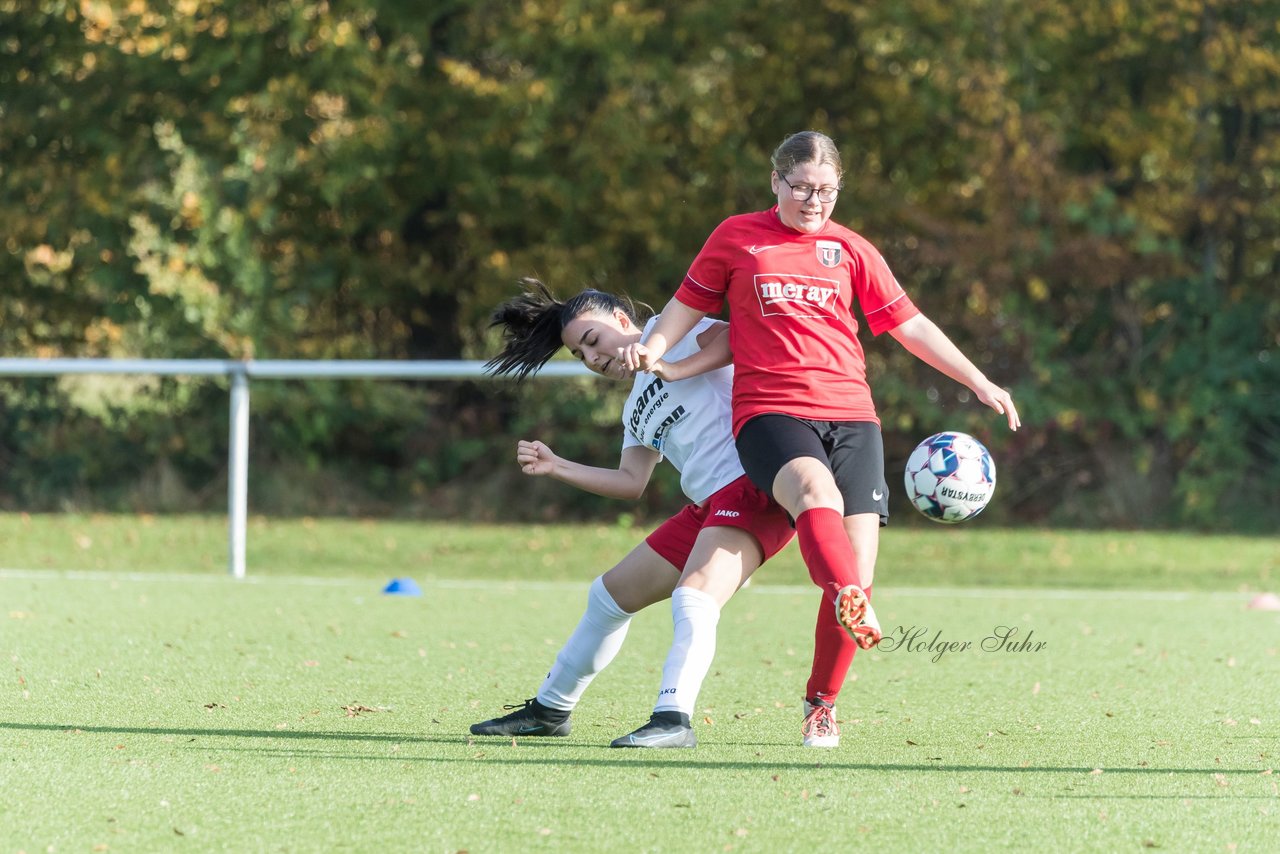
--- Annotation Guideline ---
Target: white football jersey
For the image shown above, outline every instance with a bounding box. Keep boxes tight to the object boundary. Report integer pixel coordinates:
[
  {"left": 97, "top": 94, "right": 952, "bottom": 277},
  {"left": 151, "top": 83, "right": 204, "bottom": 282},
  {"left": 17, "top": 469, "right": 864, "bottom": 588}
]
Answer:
[{"left": 621, "top": 317, "right": 744, "bottom": 504}]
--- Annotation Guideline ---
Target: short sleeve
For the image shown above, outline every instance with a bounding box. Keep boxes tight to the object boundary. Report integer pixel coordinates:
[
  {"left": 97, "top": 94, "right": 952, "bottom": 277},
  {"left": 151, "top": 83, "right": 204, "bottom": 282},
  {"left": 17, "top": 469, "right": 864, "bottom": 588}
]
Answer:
[
  {"left": 675, "top": 221, "right": 734, "bottom": 314},
  {"left": 855, "top": 245, "right": 921, "bottom": 335}
]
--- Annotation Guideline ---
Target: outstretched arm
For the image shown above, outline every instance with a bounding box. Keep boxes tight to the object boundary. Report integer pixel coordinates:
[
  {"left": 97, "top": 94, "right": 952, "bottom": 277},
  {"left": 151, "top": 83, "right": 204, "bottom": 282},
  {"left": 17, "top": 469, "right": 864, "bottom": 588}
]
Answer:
[
  {"left": 650, "top": 321, "right": 730, "bottom": 383},
  {"left": 516, "top": 440, "right": 662, "bottom": 499},
  {"left": 620, "top": 297, "right": 707, "bottom": 373},
  {"left": 888, "top": 314, "right": 1021, "bottom": 431}
]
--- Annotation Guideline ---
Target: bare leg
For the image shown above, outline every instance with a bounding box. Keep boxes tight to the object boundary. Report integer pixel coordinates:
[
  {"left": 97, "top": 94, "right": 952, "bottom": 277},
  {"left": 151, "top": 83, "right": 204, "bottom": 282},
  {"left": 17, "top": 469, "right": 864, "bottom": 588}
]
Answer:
[
  {"left": 600, "top": 540, "right": 682, "bottom": 612},
  {"left": 770, "top": 456, "right": 844, "bottom": 518},
  {"left": 675, "top": 525, "right": 765, "bottom": 605},
  {"left": 841, "top": 513, "right": 880, "bottom": 589}
]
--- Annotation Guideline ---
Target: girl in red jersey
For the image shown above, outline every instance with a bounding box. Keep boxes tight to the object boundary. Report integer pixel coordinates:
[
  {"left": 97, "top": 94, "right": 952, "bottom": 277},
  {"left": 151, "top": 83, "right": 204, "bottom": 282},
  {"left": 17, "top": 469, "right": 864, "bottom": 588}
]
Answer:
[{"left": 623, "top": 131, "right": 1020, "bottom": 734}]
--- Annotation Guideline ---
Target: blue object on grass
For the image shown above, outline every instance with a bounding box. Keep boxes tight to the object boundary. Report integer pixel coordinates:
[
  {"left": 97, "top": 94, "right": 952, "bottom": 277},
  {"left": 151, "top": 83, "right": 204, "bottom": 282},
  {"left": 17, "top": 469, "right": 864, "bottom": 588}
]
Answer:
[{"left": 382, "top": 578, "right": 422, "bottom": 596}]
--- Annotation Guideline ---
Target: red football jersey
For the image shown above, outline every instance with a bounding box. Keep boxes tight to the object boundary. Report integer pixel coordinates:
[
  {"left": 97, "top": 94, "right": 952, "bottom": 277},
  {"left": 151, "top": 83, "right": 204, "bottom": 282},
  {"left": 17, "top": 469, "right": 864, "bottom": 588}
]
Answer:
[{"left": 676, "top": 207, "right": 919, "bottom": 434}]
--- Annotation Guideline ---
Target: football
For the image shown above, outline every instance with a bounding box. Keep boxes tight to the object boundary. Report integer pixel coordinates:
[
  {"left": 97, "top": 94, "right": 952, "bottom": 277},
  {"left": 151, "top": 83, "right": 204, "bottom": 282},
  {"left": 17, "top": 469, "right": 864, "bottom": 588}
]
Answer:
[{"left": 903, "top": 431, "right": 997, "bottom": 523}]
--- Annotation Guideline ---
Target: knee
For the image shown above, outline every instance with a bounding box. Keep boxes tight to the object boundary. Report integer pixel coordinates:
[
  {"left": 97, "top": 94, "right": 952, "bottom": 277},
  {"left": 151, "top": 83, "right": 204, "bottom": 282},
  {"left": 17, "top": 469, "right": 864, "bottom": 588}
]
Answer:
[{"left": 776, "top": 467, "right": 843, "bottom": 514}]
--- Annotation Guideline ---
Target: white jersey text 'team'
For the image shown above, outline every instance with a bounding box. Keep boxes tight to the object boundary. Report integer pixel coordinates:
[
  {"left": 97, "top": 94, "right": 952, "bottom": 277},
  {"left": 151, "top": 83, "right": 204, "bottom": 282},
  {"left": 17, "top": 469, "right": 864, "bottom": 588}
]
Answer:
[{"left": 620, "top": 316, "right": 745, "bottom": 505}]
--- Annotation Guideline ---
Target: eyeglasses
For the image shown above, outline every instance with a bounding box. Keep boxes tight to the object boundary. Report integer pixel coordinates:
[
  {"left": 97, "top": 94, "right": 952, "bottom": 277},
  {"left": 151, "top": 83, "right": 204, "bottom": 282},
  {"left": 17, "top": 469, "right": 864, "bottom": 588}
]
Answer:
[{"left": 777, "top": 172, "right": 840, "bottom": 204}]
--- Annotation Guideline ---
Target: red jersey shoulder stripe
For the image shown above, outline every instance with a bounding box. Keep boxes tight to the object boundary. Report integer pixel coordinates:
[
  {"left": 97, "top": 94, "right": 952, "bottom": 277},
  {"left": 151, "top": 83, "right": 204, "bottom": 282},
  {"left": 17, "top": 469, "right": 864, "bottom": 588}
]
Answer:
[{"left": 864, "top": 291, "right": 908, "bottom": 316}]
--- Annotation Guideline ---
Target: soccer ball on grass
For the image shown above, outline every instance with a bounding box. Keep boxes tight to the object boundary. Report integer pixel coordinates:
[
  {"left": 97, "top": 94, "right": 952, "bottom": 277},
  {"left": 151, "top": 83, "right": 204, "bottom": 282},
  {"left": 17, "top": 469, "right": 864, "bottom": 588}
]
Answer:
[{"left": 903, "top": 431, "right": 996, "bottom": 523}]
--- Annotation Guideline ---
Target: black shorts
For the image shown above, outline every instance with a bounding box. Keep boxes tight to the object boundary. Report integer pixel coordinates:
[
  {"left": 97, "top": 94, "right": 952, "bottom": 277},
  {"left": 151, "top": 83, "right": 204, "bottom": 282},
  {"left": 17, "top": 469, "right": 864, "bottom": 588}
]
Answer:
[{"left": 735, "top": 414, "right": 889, "bottom": 524}]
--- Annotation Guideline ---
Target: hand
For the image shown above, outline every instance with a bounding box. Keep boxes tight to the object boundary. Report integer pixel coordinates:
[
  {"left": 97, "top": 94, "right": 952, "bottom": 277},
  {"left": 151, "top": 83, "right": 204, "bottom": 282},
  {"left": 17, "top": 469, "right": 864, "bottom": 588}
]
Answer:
[
  {"left": 516, "top": 439, "right": 559, "bottom": 476},
  {"left": 973, "top": 381, "right": 1021, "bottom": 431},
  {"left": 647, "top": 359, "right": 681, "bottom": 382},
  {"left": 620, "top": 341, "right": 663, "bottom": 374}
]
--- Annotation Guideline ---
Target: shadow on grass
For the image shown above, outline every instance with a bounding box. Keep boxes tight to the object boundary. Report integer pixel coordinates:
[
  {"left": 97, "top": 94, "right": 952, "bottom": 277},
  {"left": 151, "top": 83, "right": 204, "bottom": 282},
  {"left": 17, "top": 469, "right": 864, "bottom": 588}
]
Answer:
[
  {"left": 0, "top": 720, "right": 474, "bottom": 745},
  {"left": 7, "top": 721, "right": 1269, "bottom": 776},
  {"left": 194, "top": 745, "right": 1277, "bottom": 777},
  {"left": 1032, "top": 794, "right": 1279, "bottom": 800}
]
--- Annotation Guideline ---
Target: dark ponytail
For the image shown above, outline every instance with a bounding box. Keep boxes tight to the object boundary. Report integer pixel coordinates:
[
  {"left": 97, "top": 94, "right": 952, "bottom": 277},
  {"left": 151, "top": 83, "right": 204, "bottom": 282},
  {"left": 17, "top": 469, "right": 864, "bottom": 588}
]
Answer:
[{"left": 486, "top": 278, "right": 648, "bottom": 381}]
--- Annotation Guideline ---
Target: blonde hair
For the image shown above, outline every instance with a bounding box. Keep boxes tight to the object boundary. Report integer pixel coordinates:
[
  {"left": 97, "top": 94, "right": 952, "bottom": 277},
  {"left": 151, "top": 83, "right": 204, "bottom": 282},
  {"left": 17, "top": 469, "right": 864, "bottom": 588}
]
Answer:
[{"left": 771, "top": 131, "right": 843, "bottom": 182}]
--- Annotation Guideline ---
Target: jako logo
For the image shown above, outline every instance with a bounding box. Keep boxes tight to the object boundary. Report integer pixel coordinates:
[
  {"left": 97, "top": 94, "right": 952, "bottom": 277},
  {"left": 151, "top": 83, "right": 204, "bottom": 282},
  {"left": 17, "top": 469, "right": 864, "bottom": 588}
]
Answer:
[
  {"left": 754, "top": 275, "right": 839, "bottom": 318},
  {"left": 713, "top": 509, "right": 740, "bottom": 518}
]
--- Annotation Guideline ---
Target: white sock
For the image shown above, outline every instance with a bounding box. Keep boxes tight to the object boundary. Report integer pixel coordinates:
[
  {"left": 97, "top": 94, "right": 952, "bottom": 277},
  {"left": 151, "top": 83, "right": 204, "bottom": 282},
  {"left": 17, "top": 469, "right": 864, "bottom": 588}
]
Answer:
[
  {"left": 653, "top": 586, "right": 720, "bottom": 716},
  {"left": 536, "top": 576, "right": 633, "bottom": 711}
]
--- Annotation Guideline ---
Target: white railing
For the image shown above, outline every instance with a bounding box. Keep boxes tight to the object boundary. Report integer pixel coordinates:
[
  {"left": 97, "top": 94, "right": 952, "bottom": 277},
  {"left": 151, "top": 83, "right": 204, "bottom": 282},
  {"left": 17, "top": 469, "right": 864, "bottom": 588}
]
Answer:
[{"left": 0, "top": 358, "right": 592, "bottom": 578}]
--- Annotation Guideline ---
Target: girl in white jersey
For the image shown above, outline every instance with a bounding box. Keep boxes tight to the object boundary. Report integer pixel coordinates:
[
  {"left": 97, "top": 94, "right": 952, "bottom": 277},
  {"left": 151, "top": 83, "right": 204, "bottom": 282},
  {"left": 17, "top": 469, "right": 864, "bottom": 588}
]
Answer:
[{"left": 471, "top": 278, "right": 855, "bottom": 748}]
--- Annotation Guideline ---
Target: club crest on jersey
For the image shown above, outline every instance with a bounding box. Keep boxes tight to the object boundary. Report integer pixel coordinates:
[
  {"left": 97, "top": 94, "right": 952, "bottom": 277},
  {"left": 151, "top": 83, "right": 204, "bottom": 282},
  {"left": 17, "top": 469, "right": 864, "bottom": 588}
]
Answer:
[
  {"left": 753, "top": 274, "right": 840, "bottom": 318},
  {"left": 816, "top": 240, "right": 843, "bottom": 268}
]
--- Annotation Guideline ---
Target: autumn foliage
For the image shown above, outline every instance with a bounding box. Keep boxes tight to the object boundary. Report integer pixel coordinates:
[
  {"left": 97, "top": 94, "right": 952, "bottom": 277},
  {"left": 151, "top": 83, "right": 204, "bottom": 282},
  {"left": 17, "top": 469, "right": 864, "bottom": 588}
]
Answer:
[{"left": 1, "top": 1, "right": 1276, "bottom": 527}]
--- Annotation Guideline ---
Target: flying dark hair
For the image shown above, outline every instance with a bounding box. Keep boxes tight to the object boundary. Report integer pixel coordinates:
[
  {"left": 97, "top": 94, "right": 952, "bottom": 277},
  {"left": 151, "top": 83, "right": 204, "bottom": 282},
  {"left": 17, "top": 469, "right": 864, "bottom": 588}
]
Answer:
[{"left": 486, "top": 277, "right": 648, "bottom": 381}]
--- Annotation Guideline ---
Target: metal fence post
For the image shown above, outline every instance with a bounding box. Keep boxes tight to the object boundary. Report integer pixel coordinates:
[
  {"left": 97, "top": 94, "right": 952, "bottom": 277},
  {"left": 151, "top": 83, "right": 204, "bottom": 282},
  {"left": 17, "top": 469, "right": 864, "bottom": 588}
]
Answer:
[
  {"left": 0, "top": 357, "right": 591, "bottom": 578},
  {"left": 227, "top": 366, "right": 250, "bottom": 579}
]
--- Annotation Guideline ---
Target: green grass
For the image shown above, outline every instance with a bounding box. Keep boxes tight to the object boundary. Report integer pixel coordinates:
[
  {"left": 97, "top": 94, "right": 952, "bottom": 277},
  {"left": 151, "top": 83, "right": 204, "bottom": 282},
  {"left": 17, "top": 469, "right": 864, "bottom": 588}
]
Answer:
[
  {"left": 2, "top": 513, "right": 1277, "bottom": 590},
  {"left": 2, "top": 515, "right": 1279, "bottom": 851}
]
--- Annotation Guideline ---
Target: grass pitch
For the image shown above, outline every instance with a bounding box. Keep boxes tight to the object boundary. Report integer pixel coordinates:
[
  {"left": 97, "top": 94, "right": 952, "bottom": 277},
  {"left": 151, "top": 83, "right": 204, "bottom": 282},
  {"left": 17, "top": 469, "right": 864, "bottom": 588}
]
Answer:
[{"left": 2, "top": 516, "right": 1278, "bottom": 851}]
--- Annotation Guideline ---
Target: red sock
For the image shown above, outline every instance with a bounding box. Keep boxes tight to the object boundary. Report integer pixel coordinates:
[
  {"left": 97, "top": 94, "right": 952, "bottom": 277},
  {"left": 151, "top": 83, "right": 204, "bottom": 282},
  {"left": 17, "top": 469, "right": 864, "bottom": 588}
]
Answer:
[
  {"left": 795, "top": 507, "right": 857, "bottom": 599},
  {"left": 806, "top": 581, "right": 873, "bottom": 702},
  {"left": 806, "top": 591, "right": 855, "bottom": 701}
]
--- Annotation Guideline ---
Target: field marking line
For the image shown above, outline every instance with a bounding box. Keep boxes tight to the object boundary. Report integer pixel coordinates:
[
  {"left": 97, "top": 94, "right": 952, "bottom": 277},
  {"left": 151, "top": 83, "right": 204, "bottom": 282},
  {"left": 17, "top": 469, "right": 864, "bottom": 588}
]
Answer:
[
  {"left": 0, "top": 567, "right": 364, "bottom": 587},
  {"left": 757, "top": 585, "right": 1253, "bottom": 602},
  {"left": 0, "top": 567, "right": 1259, "bottom": 601}
]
